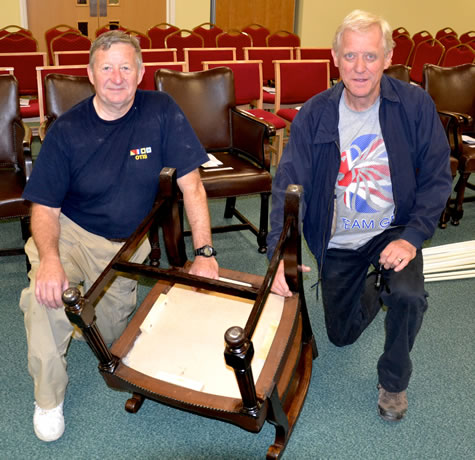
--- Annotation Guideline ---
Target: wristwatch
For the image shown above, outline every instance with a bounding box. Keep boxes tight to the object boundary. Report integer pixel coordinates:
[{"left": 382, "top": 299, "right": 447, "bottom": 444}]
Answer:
[{"left": 194, "top": 245, "right": 217, "bottom": 257}]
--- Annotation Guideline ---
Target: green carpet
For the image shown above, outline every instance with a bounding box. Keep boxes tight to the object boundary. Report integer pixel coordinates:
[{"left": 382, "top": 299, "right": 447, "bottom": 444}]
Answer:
[{"left": 1, "top": 189, "right": 474, "bottom": 459}]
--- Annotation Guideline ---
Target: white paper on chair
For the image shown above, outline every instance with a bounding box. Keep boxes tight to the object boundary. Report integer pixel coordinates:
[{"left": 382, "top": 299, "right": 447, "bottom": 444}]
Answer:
[
  {"left": 20, "top": 98, "right": 30, "bottom": 107},
  {"left": 263, "top": 86, "right": 275, "bottom": 94},
  {"left": 462, "top": 135, "right": 475, "bottom": 144},
  {"left": 201, "top": 153, "right": 223, "bottom": 168},
  {"left": 123, "top": 283, "right": 284, "bottom": 398}
]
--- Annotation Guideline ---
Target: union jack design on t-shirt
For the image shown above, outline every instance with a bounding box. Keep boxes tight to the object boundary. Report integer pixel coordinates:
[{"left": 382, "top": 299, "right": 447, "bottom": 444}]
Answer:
[{"left": 338, "top": 133, "right": 393, "bottom": 213}]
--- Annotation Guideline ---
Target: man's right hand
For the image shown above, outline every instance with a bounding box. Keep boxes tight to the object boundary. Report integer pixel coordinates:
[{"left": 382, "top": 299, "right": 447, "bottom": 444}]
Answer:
[
  {"left": 271, "top": 260, "right": 311, "bottom": 297},
  {"left": 35, "top": 256, "right": 69, "bottom": 309}
]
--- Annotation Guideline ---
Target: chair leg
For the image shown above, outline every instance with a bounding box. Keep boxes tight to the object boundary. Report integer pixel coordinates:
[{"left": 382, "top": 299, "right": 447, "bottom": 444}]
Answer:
[
  {"left": 20, "top": 216, "right": 31, "bottom": 273},
  {"left": 258, "top": 193, "right": 269, "bottom": 254},
  {"left": 148, "top": 218, "right": 161, "bottom": 267},
  {"left": 451, "top": 171, "right": 470, "bottom": 225},
  {"left": 224, "top": 197, "right": 236, "bottom": 219},
  {"left": 438, "top": 196, "right": 453, "bottom": 229}
]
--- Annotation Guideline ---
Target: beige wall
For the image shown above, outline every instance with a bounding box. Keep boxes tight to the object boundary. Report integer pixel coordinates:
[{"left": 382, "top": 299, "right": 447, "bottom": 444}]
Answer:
[
  {"left": 0, "top": 0, "right": 22, "bottom": 28},
  {"left": 298, "top": 0, "right": 475, "bottom": 47},
  {"left": 174, "top": 0, "right": 210, "bottom": 30}
]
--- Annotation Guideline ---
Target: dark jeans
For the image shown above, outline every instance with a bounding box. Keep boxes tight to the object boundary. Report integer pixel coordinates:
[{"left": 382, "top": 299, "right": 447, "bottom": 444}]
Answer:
[{"left": 321, "top": 227, "right": 428, "bottom": 392}]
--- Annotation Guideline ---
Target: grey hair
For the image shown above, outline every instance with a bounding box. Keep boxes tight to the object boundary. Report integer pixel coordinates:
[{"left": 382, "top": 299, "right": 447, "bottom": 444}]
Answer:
[
  {"left": 332, "top": 10, "right": 394, "bottom": 57},
  {"left": 89, "top": 30, "right": 143, "bottom": 69}
]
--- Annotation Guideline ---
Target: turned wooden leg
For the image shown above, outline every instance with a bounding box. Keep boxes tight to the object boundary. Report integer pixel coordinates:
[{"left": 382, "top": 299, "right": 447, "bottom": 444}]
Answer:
[{"left": 125, "top": 393, "right": 145, "bottom": 413}]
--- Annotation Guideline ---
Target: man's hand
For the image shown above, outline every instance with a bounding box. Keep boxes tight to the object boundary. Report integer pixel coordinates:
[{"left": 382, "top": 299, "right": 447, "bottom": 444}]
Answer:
[
  {"left": 271, "top": 259, "right": 311, "bottom": 297},
  {"left": 35, "top": 256, "right": 69, "bottom": 309},
  {"left": 379, "top": 239, "right": 417, "bottom": 272},
  {"left": 189, "top": 256, "right": 219, "bottom": 279}
]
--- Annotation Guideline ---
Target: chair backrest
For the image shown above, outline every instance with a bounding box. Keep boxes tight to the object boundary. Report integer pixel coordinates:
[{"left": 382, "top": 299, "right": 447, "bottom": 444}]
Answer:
[
  {"left": 125, "top": 29, "right": 151, "bottom": 49},
  {"left": 94, "top": 22, "right": 128, "bottom": 38},
  {"left": 142, "top": 48, "right": 177, "bottom": 62},
  {"left": 423, "top": 63, "right": 475, "bottom": 120},
  {"left": 147, "top": 23, "right": 180, "bottom": 48},
  {"left": 392, "top": 27, "right": 410, "bottom": 38},
  {"left": 43, "top": 73, "right": 95, "bottom": 131},
  {"left": 441, "top": 44, "right": 475, "bottom": 67},
  {"left": 435, "top": 27, "right": 457, "bottom": 40},
  {"left": 0, "top": 52, "right": 47, "bottom": 95},
  {"left": 242, "top": 24, "right": 270, "bottom": 47},
  {"left": 409, "top": 39, "right": 445, "bottom": 84},
  {"left": 384, "top": 64, "right": 411, "bottom": 83},
  {"left": 192, "top": 23, "right": 224, "bottom": 48},
  {"left": 295, "top": 47, "right": 339, "bottom": 80},
  {"left": 460, "top": 31, "right": 475, "bottom": 44},
  {"left": 244, "top": 47, "right": 293, "bottom": 82},
  {"left": 266, "top": 30, "right": 300, "bottom": 47},
  {"left": 273, "top": 60, "right": 330, "bottom": 111},
  {"left": 216, "top": 30, "right": 252, "bottom": 60},
  {"left": 203, "top": 60, "right": 263, "bottom": 108},
  {"left": 155, "top": 67, "right": 234, "bottom": 150},
  {"left": 438, "top": 34, "right": 461, "bottom": 50},
  {"left": 36, "top": 65, "right": 89, "bottom": 121},
  {"left": 0, "top": 32, "right": 38, "bottom": 52},
  {"left": 408, "top": 30, "right": 432, "bottom": 66},
  {"left": 50, "top": 32, "right": 91, "bottom": 62},
  {"left": 139, "top": 61, "right": 185, "bottom": 90},
  {"left": 391, "top": 34, "right": 415, "bottom": 66},
  {"left": 54, "top": 50, "right": 90, "bottom": 65},
  {"left": 0, "top": 74, "right": 24, "bottom": 167},
  {"left": 45, "top": 24, "right": 80, "bottom": 64},
  {"left": 184, "top": 47, "right": 236, "bottom": 72},
  {"left": 165, "top": 29, "right": 204, "bottom": 61},
  {"left": 0, "top": 25, "right": 33, "bottom": 37}
]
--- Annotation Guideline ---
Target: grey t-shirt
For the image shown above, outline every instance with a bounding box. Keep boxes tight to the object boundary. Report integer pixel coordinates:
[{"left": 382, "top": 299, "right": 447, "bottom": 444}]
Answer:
[{"left": 328, "top": 92, "right": 395, "bottom": 250}]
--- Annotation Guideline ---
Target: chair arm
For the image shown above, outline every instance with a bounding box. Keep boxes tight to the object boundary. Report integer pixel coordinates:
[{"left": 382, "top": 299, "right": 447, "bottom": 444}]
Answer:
[
  {"left": 437, "top": 110, "right": 473, "bottom": 127},
  {"left": 231, "top": 108, "right": 275, "bottom": 170},
  {"left": 19, "top": 121, "right": 33, "bottom": 180}
]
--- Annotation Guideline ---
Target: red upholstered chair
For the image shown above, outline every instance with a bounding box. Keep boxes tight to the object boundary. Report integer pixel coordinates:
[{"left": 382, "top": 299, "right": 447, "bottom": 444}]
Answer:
[
  {"left": 273, "top": 59, "right": 330, "bottom": 131},
  {"left": 139, "top": 61, "right": 185, "bottom": 90},
  {"left": 392, "top": 27, "right": 410, "bottom": 38},
  {"left": 0, "top": 32, "right": 38, "bottom": 52},
  {"left": 192, "top": 22, "right": 224, "bottom": 48},
  {"left": 266, "top": 30, "right": 300, "bottom": 47},
  {"left": 147, "top": 23, "right": 179, "bottom": 48},
  {"left": 242, "top": 24, "right": 270, "bottom": 47},
  {"left": 142, "top": 48, "right": 177, "bottom": 62},
  {"left": 438, "top": 34, "right": 461, "bottom": 51},
  {"left": 409, "top": 39, "right": 445, "bottom": 84},
  {"left": 391, "top": 34, "right": 415, "bottom": 66},
  {"left": 0, "top": 67, "right": 13, "bottom": 75},
  {"left": 441, "top": 44, "right": 475, "bottom": 67},
  {"left": 155, "top": 67, "right": 276, "bottom": 253},
  {"left": 435, "top": 27, "right": 457, "bottom": 40},
  {"left": 203, "top": 60, "right": 287, "bottom": 165},
  {"left": 45, "top": 24, "right": 80, "bottom": 64},
  {"left": 0, "top": 25, "right": 33, "bottom": 37},
  {"left": 54, "top": 50, "right": 89, "bottom": 66},
  {"left": 295, "top": 47, "right": 340, "bottom": 82},
  {"left": 407, "top": 30, "right": 432, "bottom": 66},
  {"left": 50, "top": 32, "right": 91, "bottom": 66},
  {"left": 459, "top": 31, "right": 475, "bottom": 44},
  {"left": 216, "top": 30, "right": 252, "bottom": 60},
  {"left": 0, "top": 74, "right": 32, "bottom": 270},
  {"left": 184, "top": 47, "right": 235, "bottom": 72},
  {"left": 165, "top": 29, "right": 204, "bottom": 62},
  {"left": 423, "top": 63, "right": 475, "bottom": 226},
  {"left": 125, "top": 30, "right": 151, "bottom": 49},
  {"left": 94, "top": 22, "right": 128, "bottom": 38}
]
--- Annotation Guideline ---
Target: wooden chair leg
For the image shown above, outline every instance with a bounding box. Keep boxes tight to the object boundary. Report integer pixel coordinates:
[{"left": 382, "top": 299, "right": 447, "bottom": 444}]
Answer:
[
  {"left": 224, "top": 197, "right": 236, "bottom": 219},
  {"left": 452, "top": 172, "right": 470, "bottom": 225},
  {"left": 258, "top": 193, "right": 269, "bottom": 253}
]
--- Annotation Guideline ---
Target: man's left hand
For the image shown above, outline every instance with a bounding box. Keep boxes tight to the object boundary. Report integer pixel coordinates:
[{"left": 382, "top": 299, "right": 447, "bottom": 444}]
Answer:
[
  {"left": 379, "top": 239, "right": 417, "bottom": 272},
  {"left": 189, "top": 256, "right": 219, "bottom": 279}
]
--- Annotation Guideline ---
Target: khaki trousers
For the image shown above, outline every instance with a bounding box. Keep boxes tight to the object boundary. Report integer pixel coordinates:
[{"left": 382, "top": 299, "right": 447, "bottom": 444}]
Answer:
[{"left": 19, "top": 214, "right": 151, "bottom": 409}]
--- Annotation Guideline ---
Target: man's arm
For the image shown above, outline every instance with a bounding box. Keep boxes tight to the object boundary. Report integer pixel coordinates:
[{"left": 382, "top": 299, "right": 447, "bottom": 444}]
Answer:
[
  {"left": 30, "top": 203, "right": 69, "bottom": 309},
  {"left": 177, "top": 169, "right": 219, "bottom": 279}
]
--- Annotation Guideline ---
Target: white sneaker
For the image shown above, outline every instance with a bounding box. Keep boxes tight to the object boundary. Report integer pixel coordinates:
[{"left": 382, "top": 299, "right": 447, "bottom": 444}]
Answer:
[{"left": 33, "top": 401, "right": 65, "bottom": 442}]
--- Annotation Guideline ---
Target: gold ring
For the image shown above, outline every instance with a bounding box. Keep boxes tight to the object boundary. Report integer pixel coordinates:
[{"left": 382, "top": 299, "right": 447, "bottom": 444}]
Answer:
[{"left": 398, "top": 258, "right": 403, "bottom": 262}]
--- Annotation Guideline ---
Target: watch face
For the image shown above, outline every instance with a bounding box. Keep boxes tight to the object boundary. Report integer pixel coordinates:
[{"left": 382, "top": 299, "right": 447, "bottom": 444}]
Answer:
[{"left": 203, "top": 246, "right": 213, "bottom": 256}]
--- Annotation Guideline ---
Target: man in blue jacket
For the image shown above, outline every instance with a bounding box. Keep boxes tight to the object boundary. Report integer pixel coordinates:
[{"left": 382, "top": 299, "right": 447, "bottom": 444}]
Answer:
[{"left": 269, "top": 10, "right": 451, "bottom": 421}]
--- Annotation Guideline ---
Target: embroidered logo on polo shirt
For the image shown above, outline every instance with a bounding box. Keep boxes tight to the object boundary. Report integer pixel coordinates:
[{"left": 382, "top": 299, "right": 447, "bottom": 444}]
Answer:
[{"left": 130, "top": 147, "right": 151, "bottom": 160}]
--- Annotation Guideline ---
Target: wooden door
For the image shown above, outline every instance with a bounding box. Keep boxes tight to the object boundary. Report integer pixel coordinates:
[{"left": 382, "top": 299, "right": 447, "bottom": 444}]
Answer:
[
  {"left": 215, "top": 0, "right": 295, "bottom": 34},
  {"left": 27, "top": 0, "right": 166, "bottom": 52}
]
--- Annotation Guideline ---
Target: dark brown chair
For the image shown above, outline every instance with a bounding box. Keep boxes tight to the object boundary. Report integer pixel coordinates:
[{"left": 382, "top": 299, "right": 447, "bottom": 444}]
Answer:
[
  {"left": 155, "top": 67, "right": 275, "bottom": 253},
  {"left": 0, "top": 74, "right": 32, "bottom": 268},
  {"left": 423, "top": 63, "right": 475, "bottom": 225},
  {"left": 384, "top": 64, "right": 411, "bottom": 82},
  {"left": 39, "top": 73, "right": 95, "bottom": 141}
]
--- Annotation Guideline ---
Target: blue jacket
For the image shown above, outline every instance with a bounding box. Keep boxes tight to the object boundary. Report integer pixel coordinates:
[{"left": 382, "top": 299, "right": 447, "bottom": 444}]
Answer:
[{"left": 268, "top": 75, "right": 452, "bottom": 266}]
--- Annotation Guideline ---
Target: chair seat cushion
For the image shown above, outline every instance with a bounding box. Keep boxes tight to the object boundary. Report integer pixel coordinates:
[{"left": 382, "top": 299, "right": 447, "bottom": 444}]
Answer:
[
  {"left": 19, "top": 98, "right": 39, "bottom": 118},
  {"left": 276, "top": 108, "right": 299, "bottom": 122},
  {"left": 0, "top": 170, "right": 30, "bottom": 218},
  {"left": 248, "top": 109, "right": 287, "bottom": 129},
  {"left": 200, "top": 152, "right": 272, "bottom": 198},
  {"left": 263, "top": 90, "right": 275, "bottom": 104}
]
